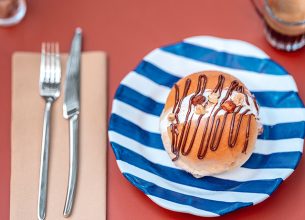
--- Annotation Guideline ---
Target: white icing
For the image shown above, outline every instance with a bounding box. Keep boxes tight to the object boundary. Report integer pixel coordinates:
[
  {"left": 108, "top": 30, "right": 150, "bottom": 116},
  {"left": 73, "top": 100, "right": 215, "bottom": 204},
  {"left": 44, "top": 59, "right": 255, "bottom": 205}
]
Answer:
[{"left": 160, "top": 89, "right": 259, "bottom": 132}]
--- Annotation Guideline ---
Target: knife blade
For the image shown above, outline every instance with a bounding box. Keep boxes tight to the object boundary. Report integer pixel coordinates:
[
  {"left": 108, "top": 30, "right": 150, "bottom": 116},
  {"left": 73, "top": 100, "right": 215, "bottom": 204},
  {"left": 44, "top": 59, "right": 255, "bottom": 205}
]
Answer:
[
  {"left": 63, "top": 27, "right": 82, "bottom": 218},
  {"left": 63, "top": 28, "right": 82, "bottom": 118}
]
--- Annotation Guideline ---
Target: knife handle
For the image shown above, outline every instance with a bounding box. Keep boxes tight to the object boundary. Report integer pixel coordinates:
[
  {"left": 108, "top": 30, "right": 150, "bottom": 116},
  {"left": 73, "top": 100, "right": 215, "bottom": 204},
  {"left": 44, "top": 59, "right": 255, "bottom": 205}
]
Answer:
[
  {"left": 38, "top": 99, "right": 53, "bottom": 220},
  {"left": 63, "top": 114, "right": 79, "bottom": 217}
]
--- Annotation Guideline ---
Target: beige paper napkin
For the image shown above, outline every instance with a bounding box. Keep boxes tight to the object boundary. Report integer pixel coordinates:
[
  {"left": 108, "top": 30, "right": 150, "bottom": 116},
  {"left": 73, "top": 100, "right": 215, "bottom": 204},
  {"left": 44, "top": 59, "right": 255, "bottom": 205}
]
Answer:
[{"left": 10, "top": 52, "right": 107, "bottom": 220}]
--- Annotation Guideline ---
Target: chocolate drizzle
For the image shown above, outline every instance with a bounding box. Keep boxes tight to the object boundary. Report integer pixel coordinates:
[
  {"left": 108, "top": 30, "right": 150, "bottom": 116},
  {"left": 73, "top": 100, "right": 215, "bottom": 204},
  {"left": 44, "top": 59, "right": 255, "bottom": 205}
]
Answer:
[
  {"left": 228, "top": 107, "right": 250, "bottom": 148},
  {"left": 243, "top": 116, "right": 252, "bottom": 153},
  {"left": 213, "top": 75, "right": 225, "bottom": 95},
  {"left": 169, "top": 74, "right": 256, "bottom": 161},
  {"left": 172, "top": 75, "right": 207, "bottom": 161}
]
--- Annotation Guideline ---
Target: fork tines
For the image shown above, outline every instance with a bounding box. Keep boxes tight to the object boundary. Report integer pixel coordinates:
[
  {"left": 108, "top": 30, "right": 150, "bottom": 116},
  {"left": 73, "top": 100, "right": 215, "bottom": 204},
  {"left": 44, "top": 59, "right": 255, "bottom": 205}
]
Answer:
[{"left": 39, "top": 42, "right": 61, "bottom": 98}]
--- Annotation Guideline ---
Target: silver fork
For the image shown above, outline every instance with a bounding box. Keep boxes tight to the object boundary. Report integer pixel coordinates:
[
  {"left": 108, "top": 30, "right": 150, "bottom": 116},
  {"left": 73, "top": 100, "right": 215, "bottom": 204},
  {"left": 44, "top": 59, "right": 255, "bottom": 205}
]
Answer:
[{"left": 38, "top": 42, "right": 61, "bottom": 220}]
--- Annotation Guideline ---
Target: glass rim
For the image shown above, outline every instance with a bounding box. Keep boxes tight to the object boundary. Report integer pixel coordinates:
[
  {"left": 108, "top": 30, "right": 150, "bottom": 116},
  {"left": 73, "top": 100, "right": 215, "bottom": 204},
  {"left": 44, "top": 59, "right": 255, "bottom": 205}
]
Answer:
[
  {"left": 0, "top": 0, "right": 26, "bottom": 27},
  {"left": 265, "top": 0, "right": 305, "bottom": 26}
]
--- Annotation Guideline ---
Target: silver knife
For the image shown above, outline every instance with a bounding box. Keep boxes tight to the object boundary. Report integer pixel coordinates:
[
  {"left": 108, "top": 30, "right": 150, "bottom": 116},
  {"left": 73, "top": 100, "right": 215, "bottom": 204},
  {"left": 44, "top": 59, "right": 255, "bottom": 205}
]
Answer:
[{"left": 63, "top": 28, "right": 82, "bottom": 218}]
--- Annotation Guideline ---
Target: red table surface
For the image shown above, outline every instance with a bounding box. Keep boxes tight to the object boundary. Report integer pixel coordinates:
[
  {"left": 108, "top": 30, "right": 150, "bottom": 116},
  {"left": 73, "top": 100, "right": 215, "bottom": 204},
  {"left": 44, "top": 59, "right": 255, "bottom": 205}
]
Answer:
[{"left": 1, "top": 0, "right": 305, "bottom": 219}]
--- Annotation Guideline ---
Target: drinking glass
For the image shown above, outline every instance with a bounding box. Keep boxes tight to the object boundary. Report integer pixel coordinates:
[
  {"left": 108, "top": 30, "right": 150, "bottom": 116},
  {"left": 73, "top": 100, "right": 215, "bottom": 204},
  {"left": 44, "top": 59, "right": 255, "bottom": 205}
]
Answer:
[
  {"left": 252, "top": 0, "right": 305, "bottom": 51},
  {"left": 0, "top": 0, "right": 26, "bottom": 27}
]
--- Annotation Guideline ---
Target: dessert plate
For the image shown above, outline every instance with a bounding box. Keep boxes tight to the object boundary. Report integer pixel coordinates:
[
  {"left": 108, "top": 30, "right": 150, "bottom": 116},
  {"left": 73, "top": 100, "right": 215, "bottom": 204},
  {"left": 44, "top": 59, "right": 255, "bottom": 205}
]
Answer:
[{"left": 108, "top": 36, "right": 305, "bottom": 217}]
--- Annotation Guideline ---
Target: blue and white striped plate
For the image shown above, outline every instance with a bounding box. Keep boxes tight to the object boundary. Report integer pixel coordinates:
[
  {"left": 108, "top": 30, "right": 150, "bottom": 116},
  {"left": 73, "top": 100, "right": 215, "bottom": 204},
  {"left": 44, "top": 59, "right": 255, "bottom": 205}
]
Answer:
[{"left": 108, "top": 36, "right": 305, "bottom": 217}]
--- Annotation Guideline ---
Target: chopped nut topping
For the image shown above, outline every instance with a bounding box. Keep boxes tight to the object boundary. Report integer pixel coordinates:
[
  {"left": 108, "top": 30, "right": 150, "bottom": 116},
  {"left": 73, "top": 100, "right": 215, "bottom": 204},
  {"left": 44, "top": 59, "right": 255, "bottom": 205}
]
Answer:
[
  {"left": 221, "top": 100, "right": 236, "bottom": 113},
  {"left": 232, "top": 93, "right": 244, "bottom": 106},
  {"left": 205, "top": 101, "right": 213, "bottom": 109},
  {"left": 175, "top": 127, "right": 179, "bottom": 135},
  {"left": 257, "top": 122, "right": 264, "bottom": 135},
  {"left": 192, "top": 95, "right": 206, "bottom": 105},
  {"left": 208, "top": 93, "right": 218, "bottom": 104},
  {"left": 168, "top": 113, "right": 175, "bottom": 121},
  {"left": 258, "top": 127, "right": 264, "bottom": 135},
  {"left": 195, "top": 105, "right": 207, "bottom": 115}
]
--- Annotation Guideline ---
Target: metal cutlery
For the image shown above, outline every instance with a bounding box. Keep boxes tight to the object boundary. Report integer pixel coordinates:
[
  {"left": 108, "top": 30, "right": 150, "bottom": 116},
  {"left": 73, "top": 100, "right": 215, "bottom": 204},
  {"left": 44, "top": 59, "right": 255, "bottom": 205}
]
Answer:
[
  {"left": 38, "top": 42, "right": 61, "bottom": 220},
  {"left": 63, "top": 28, "right": 82, "bottom": 217}
]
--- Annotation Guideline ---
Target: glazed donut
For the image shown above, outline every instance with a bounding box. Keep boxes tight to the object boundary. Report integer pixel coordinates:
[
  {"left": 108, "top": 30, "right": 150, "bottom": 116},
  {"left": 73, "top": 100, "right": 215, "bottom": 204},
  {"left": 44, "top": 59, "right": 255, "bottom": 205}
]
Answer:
[{"left": 160, "top": 71, "right": 262, "bottom": 178}]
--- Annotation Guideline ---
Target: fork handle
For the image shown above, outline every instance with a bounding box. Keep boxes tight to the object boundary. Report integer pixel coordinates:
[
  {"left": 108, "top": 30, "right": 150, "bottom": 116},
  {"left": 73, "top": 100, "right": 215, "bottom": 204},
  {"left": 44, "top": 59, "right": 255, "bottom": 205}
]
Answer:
[
  {"left": 63, "top": 114, "right": 79, "bottom": 217},
  {"left": 38, "top": 98, "right": 53, "bottom": 220}
]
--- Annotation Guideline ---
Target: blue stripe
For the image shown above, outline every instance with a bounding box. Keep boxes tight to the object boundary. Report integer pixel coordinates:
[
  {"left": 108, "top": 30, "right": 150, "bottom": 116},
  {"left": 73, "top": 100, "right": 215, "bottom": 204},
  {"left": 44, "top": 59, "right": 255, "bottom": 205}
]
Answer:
[
  {"left": 123, "top": 173, "right": 253, "bottom": 215},
  {"left": 115, "top": 85, "right": 163, "bottom": 116},
  {"left": 242, "top": 152, "right": 302, "bottom": 169},
  {"left": 204, "top": 176, "right": 282, "bottom": 195},
  {"left": 161, "top": 42, "right": 287, "bottom": 75},
  {"left": 135, "top": 61, "right": 180, "bottom": 88},
  {"left": 260, "top": 121, "right": 305, "bottom": 140},
  {"left": 134, "top": 61, "right": 303, "bottom": 108},
  {"left": 109, "top": 114, "right": 163, "bottom": 149},
  {"left": 110, "top": 114, "right": 305, "bottom": 150},
  {"left": 252, "top": 91, "right": 304, "bottom": 108},
  {"left": 112, "top": 142, "right": 283, "bottom": 194}
]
